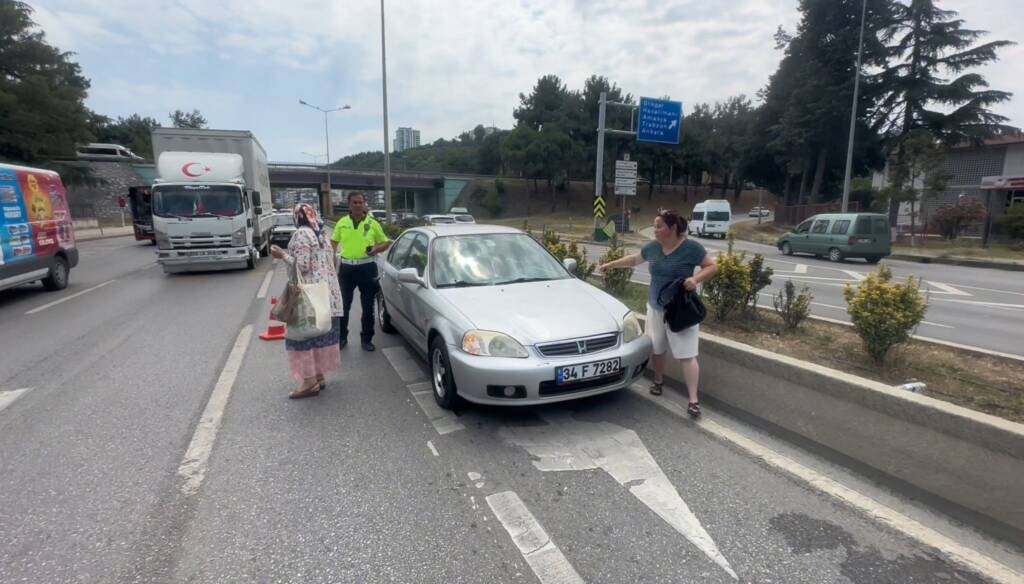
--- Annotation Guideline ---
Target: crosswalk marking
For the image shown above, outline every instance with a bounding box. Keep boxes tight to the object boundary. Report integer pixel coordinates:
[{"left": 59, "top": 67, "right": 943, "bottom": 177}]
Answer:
[{"left": 926, "top": 281, "right": 971, "bottom": 296}]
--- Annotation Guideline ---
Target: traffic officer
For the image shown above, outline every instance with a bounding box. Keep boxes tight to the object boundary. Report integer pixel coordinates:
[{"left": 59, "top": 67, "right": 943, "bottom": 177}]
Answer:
[{"left": 331, "top": 191, "right": 392, "bottom": 351}]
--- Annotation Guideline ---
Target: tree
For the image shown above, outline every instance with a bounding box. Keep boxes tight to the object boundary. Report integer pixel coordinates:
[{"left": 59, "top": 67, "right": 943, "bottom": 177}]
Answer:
[
  {"left": 169, "top": 109, "right": 208, "bottom": 129},
  {"left": 0, "top": 1, "right": 94, "bottom": 169},
  {"left": 876, "top": 0, "right": 1017, "bottom": 145},
  {"left": 931, "top": 195, "right": 986, "bottom": 240},
  {"left": 880, "top": 130, "right": 948, "bottom": 245},
  {"left": 91, "top": 113, "right": 161, "bottom": 159}
]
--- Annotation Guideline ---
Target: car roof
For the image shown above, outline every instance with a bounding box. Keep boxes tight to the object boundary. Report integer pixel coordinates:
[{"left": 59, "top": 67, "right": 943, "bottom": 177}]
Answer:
[{"left": 407, "top": 224, "right": 522, "bottom": 238}]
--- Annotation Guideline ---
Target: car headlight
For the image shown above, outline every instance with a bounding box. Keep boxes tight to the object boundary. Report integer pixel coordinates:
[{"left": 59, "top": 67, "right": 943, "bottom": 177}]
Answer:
[
  {"left": 623, "top": 312, "right": 643, "bottom": 344},
  {"left": 462, "top": 330, "right": 529, "bottom": 358},
  {"left": 231, "top": 226, "right": 246, "bottom": 246}
]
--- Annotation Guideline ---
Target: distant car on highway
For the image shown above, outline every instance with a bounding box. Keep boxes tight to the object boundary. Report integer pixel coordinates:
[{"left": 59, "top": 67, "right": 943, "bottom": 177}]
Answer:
[
  {"left": 776, "top": 213, "right": 891, "bottom": 263},
  {"left": 422, "top": 214, "right": 456, "bottom": 225},
  {"left": 377, "top": 224, "right": 651, "bottom": 409},
  {"left": 689, "top": 199, "right": 732, "bottom": 238},
  {"left": 449, "top": 206, "right": 469, "bottom": 214},
  {"left": 269, "top": 212, "right": 297, "bottom": 246},
  {"left": 452, "top": 214, "right": 476, "bottom": 224},
  {"left": 748, "top": 207, "right": 771, "bottom": 217},
  {"left": 370, "top": 210, "right": 388, "bottom": 222}
]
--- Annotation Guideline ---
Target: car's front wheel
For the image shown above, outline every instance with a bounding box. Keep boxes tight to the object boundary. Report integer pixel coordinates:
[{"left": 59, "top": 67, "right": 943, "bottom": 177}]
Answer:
[
  {"left": 429, "top": 337, "right": 460, "bottom": 410},
  {"left": 377, "top": 292, "right": 397, "bottom": 334},
  {"left": 781, "top": 241, "right": 793, "bottom": 256}
]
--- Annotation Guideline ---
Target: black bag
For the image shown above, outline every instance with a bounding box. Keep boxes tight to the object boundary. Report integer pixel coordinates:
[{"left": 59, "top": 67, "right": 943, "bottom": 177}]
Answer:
[{"left": 659, "top": 278, "right": 706, "bottom": 332}]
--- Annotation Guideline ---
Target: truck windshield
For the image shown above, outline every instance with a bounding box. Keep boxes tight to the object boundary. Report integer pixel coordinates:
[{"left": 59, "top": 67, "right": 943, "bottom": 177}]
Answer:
[{"left": 153, "top": 185, "right": 243, "bottom": 218}]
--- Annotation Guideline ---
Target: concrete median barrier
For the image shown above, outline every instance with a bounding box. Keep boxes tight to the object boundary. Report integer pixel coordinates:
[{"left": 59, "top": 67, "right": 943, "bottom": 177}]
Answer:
[{"left": 641, "top": 316, "right": 1024, "bottom": 542}]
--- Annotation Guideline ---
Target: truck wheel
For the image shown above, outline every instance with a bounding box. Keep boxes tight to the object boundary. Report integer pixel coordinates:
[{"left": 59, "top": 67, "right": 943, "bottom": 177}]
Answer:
[
  {"left": 42, "top": 256, "right": 69, "bottom": 291},
  {"left": 246, "top": 249, "right": 256, "bottom": 270}
]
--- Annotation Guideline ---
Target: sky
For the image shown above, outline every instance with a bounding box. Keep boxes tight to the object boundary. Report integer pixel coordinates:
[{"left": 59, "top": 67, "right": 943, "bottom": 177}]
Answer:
[{"left": 27, "top": 0, "right": 1024, "bottom": 164}]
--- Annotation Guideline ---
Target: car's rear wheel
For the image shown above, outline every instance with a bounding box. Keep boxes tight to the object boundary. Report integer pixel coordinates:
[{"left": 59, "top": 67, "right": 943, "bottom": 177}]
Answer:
[
  {"left": 781, "top": 242, "right": 793, "bottom": 256},
  {"left": 430, "top": 337, "right": 459, "bottom": 410},
  {"left": 828, "top": 247, "right": 843, "bottom": 262},
  {"left": 377, "top": 292, "right": 397, "bottom": 334},
  {"left": 865, "top": 255, "right": 881, "bottom": 264},
  {"left": 42, "top": 256, "right": 69, "bottom": 291}
]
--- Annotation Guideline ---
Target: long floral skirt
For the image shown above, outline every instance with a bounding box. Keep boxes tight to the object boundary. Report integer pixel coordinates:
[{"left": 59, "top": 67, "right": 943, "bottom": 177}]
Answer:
[{"left": 285, "top": 318, "right": 342, "bottom": 380}]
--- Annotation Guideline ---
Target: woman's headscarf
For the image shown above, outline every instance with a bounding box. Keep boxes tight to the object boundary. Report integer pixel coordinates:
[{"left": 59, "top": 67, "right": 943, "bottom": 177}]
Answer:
[{"left": 293, "top": 203, "right": 322, "bottom": 232}]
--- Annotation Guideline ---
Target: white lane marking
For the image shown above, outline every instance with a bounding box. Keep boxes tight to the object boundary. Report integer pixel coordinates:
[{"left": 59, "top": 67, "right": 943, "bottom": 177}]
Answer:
[
  {"left": 502, "top": 413, "right": 737, "bottom": 579},
  {"left": 486, "top": 491, "right": 586, "bottom": 584},
  {"left": 633, "top": 386, "right": 1024, "bottom": 584},
  {"left": 842, "top": 270, "right": 866, "bottom": 281},
  {"left": 757, "top": 294, "right": 955, "bottom": 329},
  {"left": 427, "top": 440, "right": 440, "bottom": 457},
  {"left": 929, "top": 298, "right": 1024, "bottom": 311},
  {"left": 926, "top": 282, "right": 971, "bottom": 296},
  {"left": 0, "top": 388, "right": 32, "bottom": 414},
  {"left": 383, "top": 346, "right": 428, "bottom": 383},
  {"left": 408, "top": 383, "right": 465, "bottom": 435},
  {"left": 25, "top": 279, "right": 117, "bottom": 315},
  {"left": 255, "top": 270, "right": 274, "bottom": 299},
  {"left": 794, "top": 263, "right": 808, "bottom": 274},
  {"left": 177, "top": 325, "right": 254, "bottom": 496},
  {"left": 950, "top": 283, "right": 1024, "bottom": 298}
]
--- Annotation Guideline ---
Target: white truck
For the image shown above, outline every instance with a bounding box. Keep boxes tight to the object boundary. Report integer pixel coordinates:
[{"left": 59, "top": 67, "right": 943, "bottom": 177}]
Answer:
[{"left": 150, "top": 128, "right": 274, "bottom": 273}]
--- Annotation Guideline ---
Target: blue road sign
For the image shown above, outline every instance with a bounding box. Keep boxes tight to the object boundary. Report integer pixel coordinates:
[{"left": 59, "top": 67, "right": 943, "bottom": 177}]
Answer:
[{"left": 637, "top": 97, "right": 683, "bottom": 145}]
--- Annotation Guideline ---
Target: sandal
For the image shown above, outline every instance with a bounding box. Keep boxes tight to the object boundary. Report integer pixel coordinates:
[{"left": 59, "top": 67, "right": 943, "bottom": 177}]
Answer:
[
  {"left": 289, "top": 382, "right": 321, "bottom": 400},
  {"left": 316, "top": 375, "right": 326, "bottom": 391},
  {"left": 649, "top": 381, "right": 663, "bottom": 396},
  {"left": 687, "top": 402, "right": 702, "bottom": 418}
]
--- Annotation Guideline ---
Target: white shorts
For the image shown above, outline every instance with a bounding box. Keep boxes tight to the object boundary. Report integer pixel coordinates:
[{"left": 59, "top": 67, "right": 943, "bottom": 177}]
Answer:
[{"left": 646, "top": 303, "right": 699, "bottom": 359}]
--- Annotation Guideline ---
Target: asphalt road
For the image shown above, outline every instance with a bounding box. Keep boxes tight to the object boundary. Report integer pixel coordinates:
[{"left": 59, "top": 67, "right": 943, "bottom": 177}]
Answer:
[
  {"left": 584, "top": 219, "right": 1024, "bottom": 358},
  {"left": 1, "top": 236, "right": 1021, "bottom": 583}
]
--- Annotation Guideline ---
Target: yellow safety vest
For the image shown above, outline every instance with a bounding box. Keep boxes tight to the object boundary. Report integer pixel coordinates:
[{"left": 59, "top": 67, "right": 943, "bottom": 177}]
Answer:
[{"left": 331, "top": 215, "right": 389, "bottom": 260}]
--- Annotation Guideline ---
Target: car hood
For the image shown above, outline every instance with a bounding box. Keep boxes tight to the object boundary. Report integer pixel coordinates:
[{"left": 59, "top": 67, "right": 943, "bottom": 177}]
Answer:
[{"left": 438, "top": 278, "right": 628, "bottom": 345}]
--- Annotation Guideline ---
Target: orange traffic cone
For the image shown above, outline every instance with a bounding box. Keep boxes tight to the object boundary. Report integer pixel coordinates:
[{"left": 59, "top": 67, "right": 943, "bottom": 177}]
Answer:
[{"left": 259, "top": 296, "right": 287, "bottom": 341}]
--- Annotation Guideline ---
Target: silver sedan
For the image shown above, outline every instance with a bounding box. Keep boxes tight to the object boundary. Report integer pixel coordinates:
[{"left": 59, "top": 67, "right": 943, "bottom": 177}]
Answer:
[{"left": 377, "top": 224, "right": 652, "bottom": 409}]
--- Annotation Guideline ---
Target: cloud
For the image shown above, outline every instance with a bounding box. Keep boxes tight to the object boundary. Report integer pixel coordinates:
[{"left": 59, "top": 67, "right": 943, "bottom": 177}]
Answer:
[{"left": 24, "top": 0, "right": 1021, "bottom": 161}]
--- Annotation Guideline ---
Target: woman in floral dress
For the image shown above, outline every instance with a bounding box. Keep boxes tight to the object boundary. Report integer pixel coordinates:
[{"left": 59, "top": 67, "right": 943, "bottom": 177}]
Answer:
[{"left": 270, "top": 204, "right": 344, "bottom": 399}]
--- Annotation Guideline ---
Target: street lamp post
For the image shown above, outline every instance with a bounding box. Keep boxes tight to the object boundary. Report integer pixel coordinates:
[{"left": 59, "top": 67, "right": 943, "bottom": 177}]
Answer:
[
  {"left": 380, "top": 0, "right": 393, "bottom": 224},
  {"left": 840, "top": 0, "right": 868, "bottom": 213},
  {"left": 301, "top": 151, "right": 326, "bottom": 165},
  {"left": 299, "top": 99, "right": 350, "bottom": 216}
]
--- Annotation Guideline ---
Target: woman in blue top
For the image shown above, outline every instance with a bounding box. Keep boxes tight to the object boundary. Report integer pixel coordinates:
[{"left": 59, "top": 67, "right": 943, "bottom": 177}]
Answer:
[{"left": 599, "top": 209, "right": 718, "bottom": 417}]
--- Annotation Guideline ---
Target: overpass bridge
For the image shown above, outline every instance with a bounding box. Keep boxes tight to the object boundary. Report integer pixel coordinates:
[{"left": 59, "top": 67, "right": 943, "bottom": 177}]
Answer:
[{"left": 267, "top": 163, "right": 478, "bottom": 217}]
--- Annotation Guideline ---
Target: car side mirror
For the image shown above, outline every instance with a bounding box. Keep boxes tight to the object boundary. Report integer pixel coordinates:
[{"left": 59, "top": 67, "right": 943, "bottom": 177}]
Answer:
[
  {"left": 563, "top": 258, "right": 578, "bottom": 275},
  {"left": 397, "top": 267, "right": 424, "bottom": 286}
]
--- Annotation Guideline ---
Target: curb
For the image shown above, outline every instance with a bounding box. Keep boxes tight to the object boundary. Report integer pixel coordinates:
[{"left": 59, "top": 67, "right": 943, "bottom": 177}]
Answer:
[{"left": 888, "top": 253, "right": 1024, "bottom": 272}]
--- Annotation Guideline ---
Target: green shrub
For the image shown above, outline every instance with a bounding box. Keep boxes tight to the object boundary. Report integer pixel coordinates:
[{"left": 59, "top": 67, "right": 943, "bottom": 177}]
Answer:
[
  {"left": 843, "top": 265, "right": 927, "bottom": 364},
  {"left": 598, "top": 238, "right": 633, "bottom": 297},
  {"left": 773, "top": 280, "right": 813, "bottom": 331},
  {"left": 702, "top": 250, "right": 751, "bottom": 322}
]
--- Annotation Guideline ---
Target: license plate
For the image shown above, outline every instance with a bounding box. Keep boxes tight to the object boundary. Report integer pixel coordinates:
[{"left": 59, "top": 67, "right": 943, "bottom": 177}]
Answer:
[
  {"left": 556, "top": 358, "right": 621, "bottom": 385},
  {"left": 189, "top": 250, "right": 220, "bottom": 256}
]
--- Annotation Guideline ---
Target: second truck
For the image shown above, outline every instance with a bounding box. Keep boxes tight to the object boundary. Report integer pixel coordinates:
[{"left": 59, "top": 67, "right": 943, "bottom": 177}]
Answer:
[{"left": 150, "top": 128, "right": 274, "bottom": 274}]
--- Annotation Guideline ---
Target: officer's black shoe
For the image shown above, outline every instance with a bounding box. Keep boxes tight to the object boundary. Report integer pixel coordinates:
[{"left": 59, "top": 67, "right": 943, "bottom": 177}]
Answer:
[
  {"left": 339, "top": 339, "right": 348, "bottom": 349},
  {"left": 361, "top": 341, "right": 376, "bottom": 352}
]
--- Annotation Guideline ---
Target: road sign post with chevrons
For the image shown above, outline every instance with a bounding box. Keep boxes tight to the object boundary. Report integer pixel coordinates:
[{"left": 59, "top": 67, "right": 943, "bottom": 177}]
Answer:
[{"left": 593, "top": 196, "right": 606, "bottom": 219}]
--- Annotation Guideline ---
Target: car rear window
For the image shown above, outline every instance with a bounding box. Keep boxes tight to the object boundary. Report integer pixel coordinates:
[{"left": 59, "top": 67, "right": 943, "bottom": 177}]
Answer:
[
  {"left": 854, "top": 217, "right": 872, "bottom": 235},
  {"left": 830, "top": 220, "right": 851, "bottom": 234},
  {"left": 811, "top": 219, "right": 830, "bottom": 234},
  {"left": 872, "top": 217, "right": 890, "bottom": 235}
]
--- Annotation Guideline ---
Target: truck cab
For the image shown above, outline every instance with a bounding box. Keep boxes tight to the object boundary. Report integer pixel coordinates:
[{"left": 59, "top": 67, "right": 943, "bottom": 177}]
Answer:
[{"left": 152, "top": 152, "right": 268, "bottom": 273}]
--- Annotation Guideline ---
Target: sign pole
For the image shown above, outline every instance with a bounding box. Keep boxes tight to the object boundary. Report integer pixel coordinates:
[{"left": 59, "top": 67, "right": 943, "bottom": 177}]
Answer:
[{"left": 593, "top": 92, "right": 608, "bottom": 240}]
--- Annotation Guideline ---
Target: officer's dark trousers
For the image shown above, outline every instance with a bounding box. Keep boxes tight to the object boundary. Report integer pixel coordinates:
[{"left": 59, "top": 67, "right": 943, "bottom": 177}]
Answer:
[{"left": 339, "top": 262, "right": 379, "bottom": 344}]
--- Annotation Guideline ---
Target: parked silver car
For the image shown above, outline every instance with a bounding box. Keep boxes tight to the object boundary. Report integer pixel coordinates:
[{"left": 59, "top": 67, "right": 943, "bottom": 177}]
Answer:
[{"left": 377, "top": 225, "right": 652, "bottom": 409}]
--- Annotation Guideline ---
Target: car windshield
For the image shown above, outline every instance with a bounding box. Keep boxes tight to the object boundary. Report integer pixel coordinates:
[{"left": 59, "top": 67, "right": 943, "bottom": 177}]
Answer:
[
  {"left": 431, "top": 233, "right": 570, "bottom": 288},
  {"left": 707, "top": 211, "right": 730, "bottom": 221},
  {"left": 274, "top": 214, "right": 294, "bottom": 226},
  {"left": 153, "top": 185, "right": 243, "bottom": 218}
]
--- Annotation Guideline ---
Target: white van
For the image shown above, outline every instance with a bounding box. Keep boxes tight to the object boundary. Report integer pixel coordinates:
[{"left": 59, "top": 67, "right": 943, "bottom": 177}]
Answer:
[{"left": 689, "top": 199, "right": 732, "bottom": 238}]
